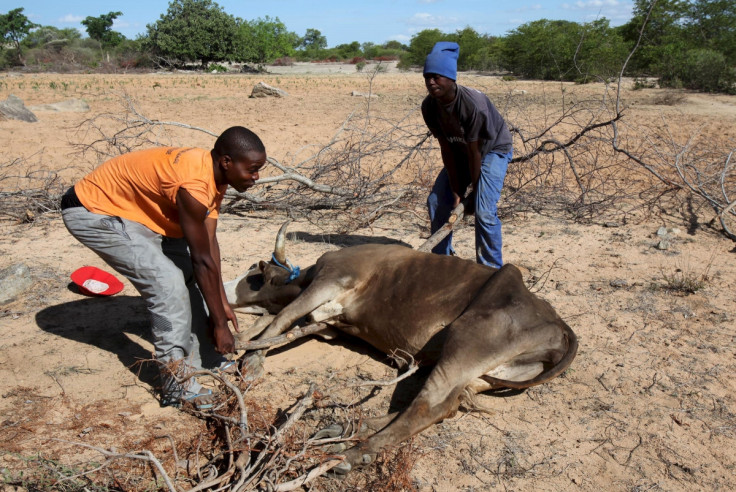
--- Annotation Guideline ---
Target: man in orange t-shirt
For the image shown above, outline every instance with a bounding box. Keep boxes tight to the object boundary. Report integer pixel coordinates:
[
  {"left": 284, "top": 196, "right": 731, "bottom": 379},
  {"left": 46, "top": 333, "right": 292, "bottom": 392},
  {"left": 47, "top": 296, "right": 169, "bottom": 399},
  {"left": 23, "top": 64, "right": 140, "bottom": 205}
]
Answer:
[{"left": 61, "top": 126, "right": 266, "bottom": 409}]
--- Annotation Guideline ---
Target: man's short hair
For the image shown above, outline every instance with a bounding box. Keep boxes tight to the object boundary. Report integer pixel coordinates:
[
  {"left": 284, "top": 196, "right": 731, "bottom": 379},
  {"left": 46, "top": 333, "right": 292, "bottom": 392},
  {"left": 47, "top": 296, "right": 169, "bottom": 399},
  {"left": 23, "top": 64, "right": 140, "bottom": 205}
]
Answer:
[{"left": 214, "top": 126, "right": 265, "bottom": 160}]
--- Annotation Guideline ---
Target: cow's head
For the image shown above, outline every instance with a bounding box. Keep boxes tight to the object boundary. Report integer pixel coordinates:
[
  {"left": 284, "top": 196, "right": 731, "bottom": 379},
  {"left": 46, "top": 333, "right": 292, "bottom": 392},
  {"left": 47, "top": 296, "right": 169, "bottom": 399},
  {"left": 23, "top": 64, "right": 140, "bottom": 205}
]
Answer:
[{"left": 225, "top": 221, "right": 308, "bottom": 313}]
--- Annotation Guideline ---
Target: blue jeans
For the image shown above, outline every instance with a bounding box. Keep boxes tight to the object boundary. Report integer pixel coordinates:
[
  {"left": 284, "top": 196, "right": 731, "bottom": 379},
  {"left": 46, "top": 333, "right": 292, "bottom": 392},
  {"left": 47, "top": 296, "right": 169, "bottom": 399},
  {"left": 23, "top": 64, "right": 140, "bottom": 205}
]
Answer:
[{"left": 427, "top": 150, "right": 512, "bottom": 268}]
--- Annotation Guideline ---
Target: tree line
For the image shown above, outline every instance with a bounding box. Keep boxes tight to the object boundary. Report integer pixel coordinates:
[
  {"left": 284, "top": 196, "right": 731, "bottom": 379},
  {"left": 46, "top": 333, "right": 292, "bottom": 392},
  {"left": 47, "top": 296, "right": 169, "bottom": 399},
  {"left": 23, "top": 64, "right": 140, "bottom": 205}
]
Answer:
[{"left": 1, "top": 0, "right": 734, "bottom": 93}]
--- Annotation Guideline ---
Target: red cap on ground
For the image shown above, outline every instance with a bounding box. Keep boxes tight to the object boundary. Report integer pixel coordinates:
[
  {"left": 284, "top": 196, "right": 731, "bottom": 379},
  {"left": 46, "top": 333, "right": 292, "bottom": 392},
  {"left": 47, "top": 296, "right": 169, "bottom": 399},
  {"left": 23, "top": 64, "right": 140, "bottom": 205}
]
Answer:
[{"left": 70, "top": 266, "right": 124, "bottom": 296}]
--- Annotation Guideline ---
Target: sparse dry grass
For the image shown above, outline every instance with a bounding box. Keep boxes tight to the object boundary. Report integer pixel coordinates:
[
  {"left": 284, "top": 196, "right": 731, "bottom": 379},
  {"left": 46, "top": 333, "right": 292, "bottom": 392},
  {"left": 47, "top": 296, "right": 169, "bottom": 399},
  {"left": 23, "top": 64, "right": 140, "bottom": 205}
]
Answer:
[{"left": 654, "top": 252, "right": 715, "bottom": 294}]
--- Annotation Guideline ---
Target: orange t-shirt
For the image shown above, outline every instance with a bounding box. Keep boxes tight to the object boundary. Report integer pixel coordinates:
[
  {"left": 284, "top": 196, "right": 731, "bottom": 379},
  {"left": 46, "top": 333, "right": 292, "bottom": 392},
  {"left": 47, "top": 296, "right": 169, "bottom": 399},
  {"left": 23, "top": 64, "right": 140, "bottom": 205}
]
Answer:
[{"left": 75, "top": 147, "right": 227, "bottom": 238}]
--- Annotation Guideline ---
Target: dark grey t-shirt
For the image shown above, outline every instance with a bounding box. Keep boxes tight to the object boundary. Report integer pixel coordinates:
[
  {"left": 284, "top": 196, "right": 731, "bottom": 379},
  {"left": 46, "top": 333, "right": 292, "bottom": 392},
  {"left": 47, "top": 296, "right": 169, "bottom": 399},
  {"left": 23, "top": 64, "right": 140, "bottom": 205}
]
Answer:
[{"left": 422, "top": 85, "right": 513, "bottom": 160}]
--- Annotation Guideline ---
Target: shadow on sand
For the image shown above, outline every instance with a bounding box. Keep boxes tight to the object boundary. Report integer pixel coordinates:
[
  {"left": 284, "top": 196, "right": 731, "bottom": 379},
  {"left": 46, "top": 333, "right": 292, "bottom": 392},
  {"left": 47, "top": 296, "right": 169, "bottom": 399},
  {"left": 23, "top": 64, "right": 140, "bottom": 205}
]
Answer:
[
  {"left": 35, "top": 293, "right": 158, "bottom": 388},
  {"left": 287, "top": 231, "right": 412, "bottom": 249}
]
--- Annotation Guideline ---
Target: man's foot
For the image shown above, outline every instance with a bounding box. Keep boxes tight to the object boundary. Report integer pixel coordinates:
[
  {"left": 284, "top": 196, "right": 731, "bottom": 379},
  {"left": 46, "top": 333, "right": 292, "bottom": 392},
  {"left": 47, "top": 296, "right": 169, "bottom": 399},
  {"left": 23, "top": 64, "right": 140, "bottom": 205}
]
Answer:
[
  {"left": 165, "top": 388, "right": 216, "bottom": 411},
  {"left": 214, "top": 359, "right": 239, "bottom": 376},
  {"left": 181, "top": 388, "right": 216, "bottom": 410},
  {"left": 160, "top": 376, "right": 217, "bottom": 411}
]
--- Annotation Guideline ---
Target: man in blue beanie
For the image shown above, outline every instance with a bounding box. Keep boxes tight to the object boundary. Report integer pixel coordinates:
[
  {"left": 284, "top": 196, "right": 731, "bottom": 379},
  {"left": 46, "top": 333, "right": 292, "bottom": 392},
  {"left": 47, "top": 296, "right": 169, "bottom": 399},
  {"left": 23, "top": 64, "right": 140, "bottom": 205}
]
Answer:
[{"left": 422, "top": 41, "right": 513, "bottom": 268}]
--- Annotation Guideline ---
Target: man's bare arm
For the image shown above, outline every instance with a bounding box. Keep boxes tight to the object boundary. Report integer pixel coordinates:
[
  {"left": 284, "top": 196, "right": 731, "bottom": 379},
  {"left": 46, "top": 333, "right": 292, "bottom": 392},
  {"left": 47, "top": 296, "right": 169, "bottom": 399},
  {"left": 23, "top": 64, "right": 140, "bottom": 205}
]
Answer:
[
  {"left": 438, "top": 138, "right": 463, "bottom": 207},
  {"left": 205, "top": 217, "right": 239, "bottom": 332},
  {"left": 177, "top": 188, "right": 234, "bottom": 354}
]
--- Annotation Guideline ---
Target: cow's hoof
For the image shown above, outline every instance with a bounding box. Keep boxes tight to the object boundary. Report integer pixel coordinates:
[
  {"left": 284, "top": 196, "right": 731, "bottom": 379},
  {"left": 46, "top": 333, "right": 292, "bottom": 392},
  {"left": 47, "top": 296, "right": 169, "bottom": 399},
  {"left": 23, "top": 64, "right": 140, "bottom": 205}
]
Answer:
[
  {"left": 326, "top": 442, "right": 347, "bottom": 453},
  {"left": 329, "top": 461, "right": 351, "bottom": 476},
  {"left": 312, "top": 424, "right": 348, "bottom": 453},
  {"left": 240, "top": 351, "right": 265, "bottom": 381},
  {"left": 312, "top": 423, "right": 343, "bottom": 440},
  {"left": 357, "top": 453, "right": 374, "bottom": 465},
  {"left": 344, "top": 448, "right": 375, "bottom": 467}
]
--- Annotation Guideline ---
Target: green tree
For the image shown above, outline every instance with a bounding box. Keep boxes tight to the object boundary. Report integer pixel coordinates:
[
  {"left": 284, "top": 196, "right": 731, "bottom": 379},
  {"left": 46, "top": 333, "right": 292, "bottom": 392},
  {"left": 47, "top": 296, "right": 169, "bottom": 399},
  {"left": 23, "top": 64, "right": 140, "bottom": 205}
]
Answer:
[
  {"left": 235, "top": 16, "right": 297, "bottom": 63},
  {"left": 620, "top": 0, "right": 735, "bottom": 91},
  {"left": 679, "top": 48, "right": 734, "bottom": 92},
  {"left": 0, "top": 8, "right": 39, "bottom": 64},
  {"left": 574, "top": 18, "right": 630, "bottom": 81},
  {"left": 501, "top": 19, "right": 582, "bottom": 80},
  {"left": 81, "top": 11, "right": 124, "bottom": 48},
  {"left": 685, "top": 0, "right": 736, "bottom": 62},
  {"left": 297, "top": 28, "right": 327, "bottom": 59},
  {"left": 452, "top": 26, "right": 501, "bottom": 71},
  {"left": 146, "top": 0, "right": 237, "bottom": 68},
  {"left": 400, "top": 29, "right": 447, "bottom": 69},
  {"left": 383, "top": 40, "right": 407, "bottom": 51},
  {"left": 300, "top": 28, "right": 327, "bottom": 50},
  {"left": 361, "top": 42, "right": 378, "bottom": 59},
  {"left": 22, "top": 26, "right": 81, "bottom": 48},
  {"left": 620, "top": 0, "right": 689, "bottom": 76},
  {"left": 334, "top": 41, "right": 361, "bottom": 59}
]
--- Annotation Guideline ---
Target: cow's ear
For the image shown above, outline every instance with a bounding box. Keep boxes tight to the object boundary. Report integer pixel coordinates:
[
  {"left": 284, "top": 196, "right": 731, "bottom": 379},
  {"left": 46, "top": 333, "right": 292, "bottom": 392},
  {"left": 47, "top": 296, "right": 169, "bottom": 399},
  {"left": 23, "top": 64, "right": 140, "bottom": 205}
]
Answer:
[{"left": 258, "top": 260, "right": 268, "bottom": 272}]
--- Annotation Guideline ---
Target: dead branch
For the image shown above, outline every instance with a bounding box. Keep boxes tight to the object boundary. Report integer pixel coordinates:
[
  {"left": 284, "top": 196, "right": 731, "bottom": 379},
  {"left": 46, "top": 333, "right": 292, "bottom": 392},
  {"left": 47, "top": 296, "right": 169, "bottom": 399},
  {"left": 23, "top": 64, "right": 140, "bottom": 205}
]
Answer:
[
  {"left": 235, "top": 322, "right": 331, "bottom": 351},
  {"left": 0, "top": 155, "right": 68, "bottom": 222},
  {"left": 240, "top": 383, "right": 319, "bottom": 490},
  {"left": 68, "top": 90, "right": 435, "bottom": 232},
  {"left": 271, "top": 459, "right": 344, "bottom": 491},
  {"left": 48, "top": 439, "right": 177, "bottom": 492},
  {"left": 527, "top": 258, "right": 568, "bottom": 293},
  {"left": 418, "top": 195, "right": 471, "bottom": 252},
  {"left": 349, "top": 350, "right": 419, "bottom": 388}
]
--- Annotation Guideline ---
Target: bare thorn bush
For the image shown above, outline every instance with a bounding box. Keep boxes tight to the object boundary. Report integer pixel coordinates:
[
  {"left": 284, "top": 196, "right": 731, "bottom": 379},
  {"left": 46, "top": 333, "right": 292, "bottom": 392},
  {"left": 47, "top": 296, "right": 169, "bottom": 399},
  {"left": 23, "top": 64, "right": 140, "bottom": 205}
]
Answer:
[
  {"left": 0, "top": 155, "right": 67, "bottom": 223},
  {"left": 0, "top": 355, "right": 426, "bottom": 491},
  {"left": 53, "top": 78, "right": 736, "bottom": 242}
]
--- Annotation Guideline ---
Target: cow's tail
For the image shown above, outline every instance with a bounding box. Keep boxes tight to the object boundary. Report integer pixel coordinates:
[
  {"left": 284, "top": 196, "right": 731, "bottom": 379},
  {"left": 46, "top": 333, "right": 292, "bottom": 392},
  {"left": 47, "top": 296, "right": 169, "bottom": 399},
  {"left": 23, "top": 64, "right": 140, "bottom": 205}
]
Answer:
[{"left": 481, "top": 321, "right": 579, "bottom": 390}]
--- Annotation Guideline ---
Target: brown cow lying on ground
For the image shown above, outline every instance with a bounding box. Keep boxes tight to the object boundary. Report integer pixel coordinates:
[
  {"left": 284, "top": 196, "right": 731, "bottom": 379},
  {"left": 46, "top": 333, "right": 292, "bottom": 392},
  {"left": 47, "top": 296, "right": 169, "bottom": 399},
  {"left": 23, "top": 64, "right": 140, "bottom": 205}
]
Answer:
[{"left": 225, "top": 222, "right": 578, "bottom": 475}]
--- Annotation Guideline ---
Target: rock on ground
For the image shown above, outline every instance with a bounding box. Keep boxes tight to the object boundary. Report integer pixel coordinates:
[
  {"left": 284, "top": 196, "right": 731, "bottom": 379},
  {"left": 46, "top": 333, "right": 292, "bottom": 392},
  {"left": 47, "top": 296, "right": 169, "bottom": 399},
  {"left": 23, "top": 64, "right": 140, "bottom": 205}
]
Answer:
[
  {"left": 0, "top": 95, "right": 38, "bottom": 122},
  {"left": 351, "top": 90, "right": 379, "bottom": 98},
  {"left": 0, "top": 263, "right": 33, "bottom": 305},
  {"left": 250, "top": 82, "right": 288, "bottom": 98}
]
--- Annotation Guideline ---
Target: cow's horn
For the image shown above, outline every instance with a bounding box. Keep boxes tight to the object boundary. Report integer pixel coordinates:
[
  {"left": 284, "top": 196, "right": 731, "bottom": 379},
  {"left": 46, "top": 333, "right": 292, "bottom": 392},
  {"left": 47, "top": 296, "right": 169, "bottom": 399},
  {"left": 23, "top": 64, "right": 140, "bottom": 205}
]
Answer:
[{"left": 273, "top": 220, "right": 291, "bottom": 264}]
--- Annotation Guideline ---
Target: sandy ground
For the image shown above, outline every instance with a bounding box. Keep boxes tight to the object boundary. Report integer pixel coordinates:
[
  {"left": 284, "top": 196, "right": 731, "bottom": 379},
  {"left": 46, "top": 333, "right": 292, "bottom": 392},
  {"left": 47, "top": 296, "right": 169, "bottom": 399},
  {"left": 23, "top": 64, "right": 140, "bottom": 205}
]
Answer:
[{"left": 1, "top": 67, "right": 735, "bottom": 491}]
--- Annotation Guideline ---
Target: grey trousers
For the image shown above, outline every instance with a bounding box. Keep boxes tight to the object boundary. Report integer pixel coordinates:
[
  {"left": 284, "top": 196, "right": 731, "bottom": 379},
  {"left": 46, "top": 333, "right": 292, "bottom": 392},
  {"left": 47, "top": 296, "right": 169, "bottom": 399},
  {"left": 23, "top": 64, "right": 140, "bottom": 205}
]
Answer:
[{"left": 62, "top": 206, "right": 226, "bottom": 398}]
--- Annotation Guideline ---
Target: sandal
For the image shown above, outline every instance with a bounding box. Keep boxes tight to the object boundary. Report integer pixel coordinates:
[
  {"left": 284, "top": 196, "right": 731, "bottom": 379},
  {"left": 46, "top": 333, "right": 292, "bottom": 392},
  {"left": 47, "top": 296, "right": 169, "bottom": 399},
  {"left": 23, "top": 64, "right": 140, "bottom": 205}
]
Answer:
[
  {"left": 214, "top": 359, "right": 239, "bottom": 376},
  {"left": 162, "top": 388, "right": 216, "bottom": 410},
  {"left": 180, "top": 388, "right": 216, "bottom": 411}
]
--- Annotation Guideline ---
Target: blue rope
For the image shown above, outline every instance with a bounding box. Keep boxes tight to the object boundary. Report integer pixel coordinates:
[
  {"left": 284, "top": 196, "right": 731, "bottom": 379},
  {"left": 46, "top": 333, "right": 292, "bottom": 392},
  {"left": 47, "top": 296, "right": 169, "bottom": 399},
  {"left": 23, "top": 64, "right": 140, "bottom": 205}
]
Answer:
[{"left": 271, "top": 253, "right": 301, "bottom": 284}]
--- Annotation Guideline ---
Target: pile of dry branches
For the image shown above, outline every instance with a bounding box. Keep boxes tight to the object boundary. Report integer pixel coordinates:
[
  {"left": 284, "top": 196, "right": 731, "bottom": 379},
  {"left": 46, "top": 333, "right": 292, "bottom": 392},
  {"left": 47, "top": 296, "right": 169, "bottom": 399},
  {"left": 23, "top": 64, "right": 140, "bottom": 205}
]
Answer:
[
  {"left": 0, "top": 154, "right": 66, "bottom": 223},
  {"left": 9, "top": 340, "right": 420, "bottom": 491}
]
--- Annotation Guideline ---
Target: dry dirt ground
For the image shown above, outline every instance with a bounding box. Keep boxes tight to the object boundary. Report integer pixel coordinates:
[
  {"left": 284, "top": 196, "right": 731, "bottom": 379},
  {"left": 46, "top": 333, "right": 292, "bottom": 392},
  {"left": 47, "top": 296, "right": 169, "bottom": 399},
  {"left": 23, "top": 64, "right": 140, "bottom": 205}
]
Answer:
[{"left": 1, "top": 66, "right": 735, "bottom": 491}]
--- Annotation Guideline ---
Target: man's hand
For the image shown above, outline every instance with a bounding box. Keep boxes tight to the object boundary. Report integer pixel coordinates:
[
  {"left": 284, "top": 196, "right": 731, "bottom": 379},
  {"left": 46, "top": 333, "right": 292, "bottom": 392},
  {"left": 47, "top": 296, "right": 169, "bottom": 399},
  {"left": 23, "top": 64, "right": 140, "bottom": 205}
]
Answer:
[
  {"left": 224, "top": 303, "right": 240, "bottom": 333},
  {"left": 209, "top": 318, "right": 235, "bottom": 354},
  {"left": 452, "top": 191, "right": 462, "bottom": 209}
]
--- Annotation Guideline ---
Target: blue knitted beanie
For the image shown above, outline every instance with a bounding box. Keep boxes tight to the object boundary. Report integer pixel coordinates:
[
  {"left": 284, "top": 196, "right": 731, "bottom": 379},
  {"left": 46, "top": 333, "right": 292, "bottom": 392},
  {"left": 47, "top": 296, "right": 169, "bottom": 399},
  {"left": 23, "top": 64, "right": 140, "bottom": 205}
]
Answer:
[{"left": 423, "top": 41, "right": 459, "bottom": 80}]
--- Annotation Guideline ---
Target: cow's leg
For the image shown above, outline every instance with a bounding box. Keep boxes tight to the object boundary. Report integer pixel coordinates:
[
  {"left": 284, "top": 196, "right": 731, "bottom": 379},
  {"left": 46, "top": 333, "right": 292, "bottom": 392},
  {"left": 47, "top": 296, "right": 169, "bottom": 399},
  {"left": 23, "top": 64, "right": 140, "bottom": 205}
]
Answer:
[
  {"left": 257, "top": 281, "right": 344, "bottom": 339},
  {"left": 338, "top": 318, "right": 501, "bottom": 470},
  {"left": 336, "top": 271, "right": 535, "bottom": 473},
  {"left": 314, "top": 411, "right": 401, "bottom": 453},
  {"left": 335, "top": 366, "right": 464, "bottom": 473},
  {"left": 240, "top": 281, "right": 345, "bottom": 378}
]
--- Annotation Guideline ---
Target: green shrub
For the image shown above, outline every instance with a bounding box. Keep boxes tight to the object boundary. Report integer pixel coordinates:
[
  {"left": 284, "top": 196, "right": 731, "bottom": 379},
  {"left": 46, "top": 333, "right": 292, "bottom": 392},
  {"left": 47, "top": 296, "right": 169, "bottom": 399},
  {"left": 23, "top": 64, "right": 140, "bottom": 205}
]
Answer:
[{"left": 681, "top": 49, "right": 734, "bottom": 93}]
